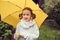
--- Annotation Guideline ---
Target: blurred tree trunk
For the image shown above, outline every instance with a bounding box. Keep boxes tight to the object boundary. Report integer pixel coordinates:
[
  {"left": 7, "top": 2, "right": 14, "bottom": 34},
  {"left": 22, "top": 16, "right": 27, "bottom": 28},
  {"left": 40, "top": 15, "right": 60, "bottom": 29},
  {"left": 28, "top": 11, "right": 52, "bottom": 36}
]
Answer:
[
  {"left": 33, "top": 0, "right": 44, "bottom": 9},
  {"left": 38, "top": 0, "right": 44, "bottom": 9}
]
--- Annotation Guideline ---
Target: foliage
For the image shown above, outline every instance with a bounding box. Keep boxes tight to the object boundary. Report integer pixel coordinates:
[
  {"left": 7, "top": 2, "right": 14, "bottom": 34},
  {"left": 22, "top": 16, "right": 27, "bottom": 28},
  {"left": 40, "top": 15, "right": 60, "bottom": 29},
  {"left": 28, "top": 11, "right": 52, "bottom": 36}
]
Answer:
[
  {"left": 0, "top": 21, "right": 15, "bottom": 40},
  {"left": 42, "top": 0, "right": 60, "bottom": 29},
  {"left": 43, "top": 0, "right": 60, "bottom": 13}
]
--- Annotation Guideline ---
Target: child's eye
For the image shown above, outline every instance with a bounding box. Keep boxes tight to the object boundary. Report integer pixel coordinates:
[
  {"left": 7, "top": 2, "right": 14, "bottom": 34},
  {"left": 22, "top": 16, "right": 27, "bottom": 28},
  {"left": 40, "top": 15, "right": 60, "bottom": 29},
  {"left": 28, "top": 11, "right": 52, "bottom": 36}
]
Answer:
[
  {"left": 26, "top": 14, "right": 29, "bottom": 16},
  {"left": 23, "top": 14, "right": 25, "bottom": 16}
]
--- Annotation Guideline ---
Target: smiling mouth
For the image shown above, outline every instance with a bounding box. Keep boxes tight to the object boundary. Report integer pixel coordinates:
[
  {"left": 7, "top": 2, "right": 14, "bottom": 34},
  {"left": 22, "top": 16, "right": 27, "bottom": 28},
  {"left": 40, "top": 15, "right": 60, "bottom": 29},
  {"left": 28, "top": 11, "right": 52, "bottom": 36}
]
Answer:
[{"left": 24, "top": 18, "right": 28, "bottom": 20}]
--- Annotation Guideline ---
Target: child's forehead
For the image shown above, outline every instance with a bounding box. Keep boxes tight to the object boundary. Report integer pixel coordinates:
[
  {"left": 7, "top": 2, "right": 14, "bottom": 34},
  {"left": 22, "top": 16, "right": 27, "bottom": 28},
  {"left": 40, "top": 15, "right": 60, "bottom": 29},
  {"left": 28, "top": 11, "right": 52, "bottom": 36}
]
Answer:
[{"left": 23, "top": 10, "right": 31, "bottom": 13}]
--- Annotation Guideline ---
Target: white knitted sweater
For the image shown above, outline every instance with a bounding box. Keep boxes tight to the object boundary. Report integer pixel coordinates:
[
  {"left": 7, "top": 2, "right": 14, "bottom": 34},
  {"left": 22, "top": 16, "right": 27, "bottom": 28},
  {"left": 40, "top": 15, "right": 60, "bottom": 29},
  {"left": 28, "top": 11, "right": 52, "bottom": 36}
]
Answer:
[{"left": 15, "top": 19, "right": 39, "bottom": 40}]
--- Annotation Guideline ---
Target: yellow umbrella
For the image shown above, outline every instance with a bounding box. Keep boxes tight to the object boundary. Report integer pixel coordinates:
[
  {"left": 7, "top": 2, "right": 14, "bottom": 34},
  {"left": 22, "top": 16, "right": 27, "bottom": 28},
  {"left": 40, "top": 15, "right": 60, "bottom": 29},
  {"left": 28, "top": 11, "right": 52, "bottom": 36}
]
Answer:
[{"left": 0, "top": 0, "right": 48, "bottom": 28}]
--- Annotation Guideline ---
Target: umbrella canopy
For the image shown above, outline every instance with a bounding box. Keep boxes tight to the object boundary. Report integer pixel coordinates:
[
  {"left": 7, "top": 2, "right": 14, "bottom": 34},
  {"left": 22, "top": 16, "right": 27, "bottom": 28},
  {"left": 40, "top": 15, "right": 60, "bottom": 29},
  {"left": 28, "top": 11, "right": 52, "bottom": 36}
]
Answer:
[{"left": 0, "top": 0, "right": 48, "bottom": 28}]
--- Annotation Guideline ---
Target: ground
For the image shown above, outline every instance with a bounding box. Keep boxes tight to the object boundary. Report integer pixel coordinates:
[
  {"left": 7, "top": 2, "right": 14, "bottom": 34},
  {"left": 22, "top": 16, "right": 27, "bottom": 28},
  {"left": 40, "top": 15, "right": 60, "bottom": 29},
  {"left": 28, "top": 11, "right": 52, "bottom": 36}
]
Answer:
[{"left": 38, "top": 25, "right": 60, "bottom": 40}]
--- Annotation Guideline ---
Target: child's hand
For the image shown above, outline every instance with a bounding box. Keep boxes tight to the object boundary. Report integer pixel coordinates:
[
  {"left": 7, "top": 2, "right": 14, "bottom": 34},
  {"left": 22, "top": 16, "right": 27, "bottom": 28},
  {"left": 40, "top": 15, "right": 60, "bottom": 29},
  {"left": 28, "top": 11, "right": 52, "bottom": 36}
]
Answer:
[
  {"left": 14, "top": 33, "right": 20, "bottom": 39},
  {"left": 20, "top": 34, "right": 23, "bottom": 37}
]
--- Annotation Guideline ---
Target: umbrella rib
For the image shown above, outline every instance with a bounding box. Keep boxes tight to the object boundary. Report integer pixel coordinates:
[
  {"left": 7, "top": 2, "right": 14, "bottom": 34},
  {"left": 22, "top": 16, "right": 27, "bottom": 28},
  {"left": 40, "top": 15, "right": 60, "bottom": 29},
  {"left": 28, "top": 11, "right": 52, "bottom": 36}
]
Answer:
[
  {"left": 3, "top": 10, "right": 22, "bottom": 20},
  {"left": 8, "top": 1, "right": 22, "bottom": 9},
  {"left": 25, "top": 0, "right": 26, "bottom": 7}
]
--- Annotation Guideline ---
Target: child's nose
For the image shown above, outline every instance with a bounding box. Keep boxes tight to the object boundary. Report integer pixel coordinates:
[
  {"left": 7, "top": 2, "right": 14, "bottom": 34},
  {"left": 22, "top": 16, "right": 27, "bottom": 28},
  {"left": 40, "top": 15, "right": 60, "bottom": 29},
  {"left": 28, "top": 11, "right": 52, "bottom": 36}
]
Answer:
[{"left": 23, "top": 14, "right": 29, "bottom": 16}]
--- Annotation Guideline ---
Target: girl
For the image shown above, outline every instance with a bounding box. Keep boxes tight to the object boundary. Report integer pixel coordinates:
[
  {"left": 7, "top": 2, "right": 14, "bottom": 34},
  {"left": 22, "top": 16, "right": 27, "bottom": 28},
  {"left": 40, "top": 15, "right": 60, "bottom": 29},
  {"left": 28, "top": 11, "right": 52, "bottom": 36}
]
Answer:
[{"left": 14, "top": 7, "right": 39, "bottom": 40}]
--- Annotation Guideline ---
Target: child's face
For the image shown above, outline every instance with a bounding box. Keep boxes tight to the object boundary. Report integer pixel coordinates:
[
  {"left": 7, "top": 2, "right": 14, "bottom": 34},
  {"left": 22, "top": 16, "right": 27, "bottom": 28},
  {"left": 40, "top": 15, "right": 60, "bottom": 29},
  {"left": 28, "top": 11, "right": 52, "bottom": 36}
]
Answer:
[{"left": 22, "top": 10, "right": 31, "bottom": 22}]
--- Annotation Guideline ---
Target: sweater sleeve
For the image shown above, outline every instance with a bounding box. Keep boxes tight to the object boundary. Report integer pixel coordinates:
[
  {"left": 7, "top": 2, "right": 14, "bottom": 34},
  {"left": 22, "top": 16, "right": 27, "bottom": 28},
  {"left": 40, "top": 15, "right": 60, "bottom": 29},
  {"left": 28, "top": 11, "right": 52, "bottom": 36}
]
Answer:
[{"left": 15, "top": 22, "right": 21, "bottom": 35}]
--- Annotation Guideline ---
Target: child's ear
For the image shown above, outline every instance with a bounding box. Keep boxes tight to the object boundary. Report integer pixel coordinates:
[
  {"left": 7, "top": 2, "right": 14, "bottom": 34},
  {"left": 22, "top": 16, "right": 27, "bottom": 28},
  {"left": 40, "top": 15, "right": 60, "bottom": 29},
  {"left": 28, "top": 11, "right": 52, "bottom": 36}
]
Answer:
[
  {"left": 19, "top": 13, "right": 23, "bottom": 19},
  {"left": 31, "top": 13, "right": 36, "bottom": 19}
]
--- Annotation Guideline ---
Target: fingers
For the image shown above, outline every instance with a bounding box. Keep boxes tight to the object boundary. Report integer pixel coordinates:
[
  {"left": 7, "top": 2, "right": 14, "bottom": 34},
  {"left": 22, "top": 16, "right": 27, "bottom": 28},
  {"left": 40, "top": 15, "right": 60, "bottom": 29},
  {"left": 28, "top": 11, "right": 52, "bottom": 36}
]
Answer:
[{"left": 14, "top": 33, "right": 19, "bottom": 39}]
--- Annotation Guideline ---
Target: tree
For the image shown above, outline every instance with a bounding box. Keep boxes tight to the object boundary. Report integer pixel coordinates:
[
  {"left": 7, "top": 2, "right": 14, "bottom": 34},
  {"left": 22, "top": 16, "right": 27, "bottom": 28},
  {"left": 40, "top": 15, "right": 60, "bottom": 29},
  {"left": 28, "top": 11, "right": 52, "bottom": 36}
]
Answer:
[
  {"left": 33, "top": 0, "right": 44, "bottom": 9},
  {"left": 44, "top": 0, "right": 60, "bottom": 29}
]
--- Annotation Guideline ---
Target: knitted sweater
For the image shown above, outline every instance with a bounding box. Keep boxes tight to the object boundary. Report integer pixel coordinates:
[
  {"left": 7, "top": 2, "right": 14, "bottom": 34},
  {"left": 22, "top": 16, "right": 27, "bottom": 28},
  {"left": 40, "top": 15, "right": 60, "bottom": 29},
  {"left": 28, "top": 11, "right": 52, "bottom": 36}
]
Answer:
[{"left": 15, "top": 19, "right": 39, "bottom": 40}]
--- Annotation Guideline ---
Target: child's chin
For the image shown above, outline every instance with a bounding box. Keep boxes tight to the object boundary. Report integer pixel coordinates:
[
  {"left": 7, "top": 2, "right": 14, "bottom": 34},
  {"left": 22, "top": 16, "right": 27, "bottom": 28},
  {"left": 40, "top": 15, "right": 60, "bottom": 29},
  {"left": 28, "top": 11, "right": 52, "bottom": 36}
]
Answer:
[{"left": 25, "top": 20, "right": 30, "bottom": 22}]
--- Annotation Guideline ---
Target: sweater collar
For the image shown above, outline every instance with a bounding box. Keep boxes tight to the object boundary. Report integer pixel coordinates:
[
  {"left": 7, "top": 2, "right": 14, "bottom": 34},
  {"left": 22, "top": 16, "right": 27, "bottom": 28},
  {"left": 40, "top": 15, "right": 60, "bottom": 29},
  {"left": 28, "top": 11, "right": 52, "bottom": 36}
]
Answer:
[{"left": 20, "top": 19, "right": 35, "bottom": 29}]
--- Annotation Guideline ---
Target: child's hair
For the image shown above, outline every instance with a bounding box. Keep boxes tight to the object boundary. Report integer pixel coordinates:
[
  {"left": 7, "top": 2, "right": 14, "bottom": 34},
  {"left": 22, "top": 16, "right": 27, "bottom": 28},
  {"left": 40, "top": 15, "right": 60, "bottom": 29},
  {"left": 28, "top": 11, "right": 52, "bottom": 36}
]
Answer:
[{"left": 19, "top": 7, "right": 36, "bottom": 19}]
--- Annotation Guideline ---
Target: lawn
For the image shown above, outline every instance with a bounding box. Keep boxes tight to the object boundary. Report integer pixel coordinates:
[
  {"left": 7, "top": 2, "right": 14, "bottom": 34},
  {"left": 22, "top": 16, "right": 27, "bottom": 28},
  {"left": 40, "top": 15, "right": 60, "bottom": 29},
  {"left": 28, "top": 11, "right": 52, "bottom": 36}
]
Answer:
[{"left": 38, "top": 25, "right": 60, "bottom": 40}]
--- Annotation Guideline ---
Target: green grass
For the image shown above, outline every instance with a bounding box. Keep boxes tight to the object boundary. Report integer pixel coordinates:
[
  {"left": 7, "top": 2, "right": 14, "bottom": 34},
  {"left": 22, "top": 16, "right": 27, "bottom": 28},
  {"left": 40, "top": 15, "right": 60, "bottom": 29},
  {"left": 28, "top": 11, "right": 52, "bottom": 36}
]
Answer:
[{"left": 38, "top": 25, "right": 60, "bottom": 40}]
